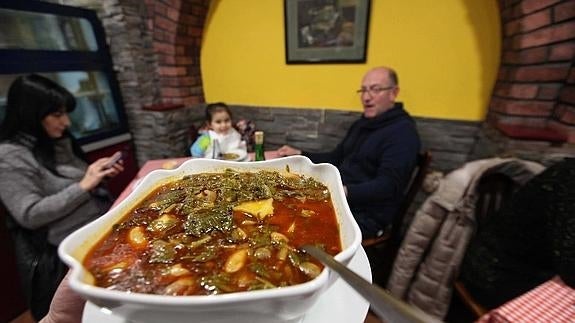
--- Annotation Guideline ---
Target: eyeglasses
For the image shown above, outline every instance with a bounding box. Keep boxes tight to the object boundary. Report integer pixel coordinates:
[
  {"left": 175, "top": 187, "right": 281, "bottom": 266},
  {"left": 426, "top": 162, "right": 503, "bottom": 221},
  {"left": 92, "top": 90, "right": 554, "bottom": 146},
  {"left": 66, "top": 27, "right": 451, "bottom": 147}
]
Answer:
[{"left": 356, "top": 86, "right": 396, "bottom": 96}]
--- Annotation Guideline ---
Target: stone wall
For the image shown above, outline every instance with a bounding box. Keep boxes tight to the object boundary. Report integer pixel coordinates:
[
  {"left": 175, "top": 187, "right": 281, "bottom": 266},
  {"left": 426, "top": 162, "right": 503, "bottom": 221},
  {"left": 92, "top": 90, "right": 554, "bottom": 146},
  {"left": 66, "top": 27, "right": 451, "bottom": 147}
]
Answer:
[{"left": 194, "top": 104, "right": 484, "bottom": 173}]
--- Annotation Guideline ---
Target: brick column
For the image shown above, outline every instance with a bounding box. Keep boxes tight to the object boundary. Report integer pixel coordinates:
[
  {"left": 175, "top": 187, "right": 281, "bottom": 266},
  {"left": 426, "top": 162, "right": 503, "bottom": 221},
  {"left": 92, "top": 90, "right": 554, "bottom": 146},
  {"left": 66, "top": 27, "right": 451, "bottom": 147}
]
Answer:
[
  {"left": 550, "top": 64, "right": 575, "bottom": 141},
  {"left": 489, "top": 0, "right": 575, "bottom": 142},
  {"left": 143, "top": 0, "right": 209, "bottom": 107}
]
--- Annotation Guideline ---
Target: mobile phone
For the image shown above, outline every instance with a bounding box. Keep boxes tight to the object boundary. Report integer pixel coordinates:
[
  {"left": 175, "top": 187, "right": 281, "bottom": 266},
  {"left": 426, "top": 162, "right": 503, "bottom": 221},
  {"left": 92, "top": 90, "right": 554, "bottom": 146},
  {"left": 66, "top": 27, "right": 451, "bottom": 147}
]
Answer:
[{"left": 103, "top": 151, "right": 122, "bottom": 169}]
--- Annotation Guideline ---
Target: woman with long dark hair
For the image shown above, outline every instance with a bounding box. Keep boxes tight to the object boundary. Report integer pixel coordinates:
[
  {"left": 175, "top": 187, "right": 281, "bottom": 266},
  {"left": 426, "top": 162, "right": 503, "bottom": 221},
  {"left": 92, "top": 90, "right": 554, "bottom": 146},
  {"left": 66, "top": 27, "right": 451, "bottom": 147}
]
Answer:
[{"left": 0, "top": 74, "right": 123, "bottom": 320}]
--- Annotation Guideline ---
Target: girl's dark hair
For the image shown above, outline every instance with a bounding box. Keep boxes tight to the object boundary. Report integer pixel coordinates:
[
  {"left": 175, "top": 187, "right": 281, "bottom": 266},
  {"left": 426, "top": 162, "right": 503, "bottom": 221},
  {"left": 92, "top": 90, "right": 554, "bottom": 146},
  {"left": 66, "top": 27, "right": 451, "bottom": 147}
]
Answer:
[
  {"left": 0, "top": 74, "right": 84, "bottom": 174},
  {"left": 205, "top": 102, "right": 232, "bottom": 122}
]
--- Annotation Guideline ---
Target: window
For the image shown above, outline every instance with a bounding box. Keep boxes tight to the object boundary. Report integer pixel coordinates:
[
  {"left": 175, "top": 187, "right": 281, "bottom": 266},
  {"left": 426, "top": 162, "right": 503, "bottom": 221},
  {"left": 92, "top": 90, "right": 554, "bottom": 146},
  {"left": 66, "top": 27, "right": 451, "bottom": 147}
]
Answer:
[
  {"left": 0, "top": 8, "right": 98, "bottom": 51},
  {"left": 0, "top": 1, "right": 129, "bottom": 146}
]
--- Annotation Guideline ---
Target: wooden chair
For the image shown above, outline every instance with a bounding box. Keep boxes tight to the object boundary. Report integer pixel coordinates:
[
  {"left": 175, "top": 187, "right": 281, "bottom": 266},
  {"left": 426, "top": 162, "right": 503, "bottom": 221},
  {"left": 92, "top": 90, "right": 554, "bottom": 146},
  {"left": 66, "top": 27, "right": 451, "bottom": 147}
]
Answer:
[
  {"left": 453, "top": 172, "right": 518, "bottom": 318},
  {"left": 362, "top": 151, "right": 432, "bottom": 287},
  {"left": 362, "top": 151, "right": 432, "bottom": 248}
]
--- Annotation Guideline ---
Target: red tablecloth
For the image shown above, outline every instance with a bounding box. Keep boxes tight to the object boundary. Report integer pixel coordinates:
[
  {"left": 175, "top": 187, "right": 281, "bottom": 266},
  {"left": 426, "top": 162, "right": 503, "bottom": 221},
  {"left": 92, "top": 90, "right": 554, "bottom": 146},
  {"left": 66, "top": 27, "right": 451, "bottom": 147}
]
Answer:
[
  {"left": 112, "top": 151, "right": 281, "bottom": 207},
  {"left": 477, "top": 276, "right": 575, "bottom": 323}
]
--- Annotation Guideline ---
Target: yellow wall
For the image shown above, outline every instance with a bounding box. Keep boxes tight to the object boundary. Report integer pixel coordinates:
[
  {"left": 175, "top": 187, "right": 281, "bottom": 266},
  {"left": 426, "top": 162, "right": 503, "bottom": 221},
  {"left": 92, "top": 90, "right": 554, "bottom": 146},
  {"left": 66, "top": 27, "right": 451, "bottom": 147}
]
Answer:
[{"left": 201, "top": 0, "right": 500, "bottom": 121}]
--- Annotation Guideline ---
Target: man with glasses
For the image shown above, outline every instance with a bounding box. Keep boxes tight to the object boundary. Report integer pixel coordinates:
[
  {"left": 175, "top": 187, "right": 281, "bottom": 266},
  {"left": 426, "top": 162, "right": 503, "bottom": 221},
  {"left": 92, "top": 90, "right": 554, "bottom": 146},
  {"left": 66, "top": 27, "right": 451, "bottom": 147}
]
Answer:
[{"left": 278, "top": 66, "right": 421, "bottom": 239}]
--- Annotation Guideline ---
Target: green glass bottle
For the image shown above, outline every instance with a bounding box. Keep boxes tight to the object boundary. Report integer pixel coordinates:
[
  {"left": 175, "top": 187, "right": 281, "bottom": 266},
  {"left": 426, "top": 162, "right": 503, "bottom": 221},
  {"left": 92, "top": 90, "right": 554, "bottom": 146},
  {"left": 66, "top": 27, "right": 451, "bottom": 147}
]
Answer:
[{"left": 254, "top": 131, "right": 265, "bottom": 161}]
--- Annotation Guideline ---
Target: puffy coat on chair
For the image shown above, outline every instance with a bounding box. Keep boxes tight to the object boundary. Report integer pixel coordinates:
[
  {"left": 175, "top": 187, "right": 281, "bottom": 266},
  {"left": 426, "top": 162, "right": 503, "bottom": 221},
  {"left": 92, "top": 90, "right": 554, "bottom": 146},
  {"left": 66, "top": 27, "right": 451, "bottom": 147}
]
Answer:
[{"left": 386, "top": 158, "right": 545, "bottom": 319}]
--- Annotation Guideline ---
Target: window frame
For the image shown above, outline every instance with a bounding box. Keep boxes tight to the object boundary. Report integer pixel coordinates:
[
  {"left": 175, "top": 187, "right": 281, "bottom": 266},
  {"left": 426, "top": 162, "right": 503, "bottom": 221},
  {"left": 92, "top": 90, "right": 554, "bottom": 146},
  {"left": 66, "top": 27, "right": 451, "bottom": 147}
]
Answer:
[{"left": 0, "top": 0, "right": 129, "bottom": 146}]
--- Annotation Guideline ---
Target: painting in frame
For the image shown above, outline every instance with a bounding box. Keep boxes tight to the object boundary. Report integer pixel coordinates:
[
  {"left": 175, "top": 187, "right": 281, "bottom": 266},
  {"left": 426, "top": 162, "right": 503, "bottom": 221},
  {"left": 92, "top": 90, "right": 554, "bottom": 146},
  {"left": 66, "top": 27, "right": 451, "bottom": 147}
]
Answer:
[{"left": 284, "top": 0, "right": 370, "bottom": 64}]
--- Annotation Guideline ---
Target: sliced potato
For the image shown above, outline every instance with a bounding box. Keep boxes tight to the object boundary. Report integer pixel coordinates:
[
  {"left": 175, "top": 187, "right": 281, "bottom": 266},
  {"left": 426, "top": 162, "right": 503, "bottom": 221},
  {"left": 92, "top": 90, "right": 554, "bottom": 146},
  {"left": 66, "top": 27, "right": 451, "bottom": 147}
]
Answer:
[
  {"left": 277, "top": 246, "right": 288, "bottom": 261},
  {"left": 280, "top": 171, "right": 300, "bottom": 179},
  {"left": 253, "top": 247, "right": 272, "bottom": 259},
  {"left": 271, "top": 232, "right": 289, "bottom": 244},
  {"left": 169, "top": 263, "right": 190, "bottom": 276},
  {"left": 241, "top": 219, "right": 257, "bottom": 226},
  {"left": 233, "top": 198, "right": 274, "bottom": 220},
  {"left": 231, "top": 227, "right": 247, "bottom": 241},
  {"left": 164, "top": 277, "right": 195, "bottom": 295},
  {"left": 224, "top": 249, "right": 248, "bottom": 273},
  {"left": 299, "top": 262, "right": 321, "bottom": 278},
  {"left": 128, "top": 226, "right": 148, "bottom": 249},
  {"left": 148, "top": 214, "right": 178, "bottom": 232},
  {"left": 300, "top": 209, "right": 316, "bottom": 218}
]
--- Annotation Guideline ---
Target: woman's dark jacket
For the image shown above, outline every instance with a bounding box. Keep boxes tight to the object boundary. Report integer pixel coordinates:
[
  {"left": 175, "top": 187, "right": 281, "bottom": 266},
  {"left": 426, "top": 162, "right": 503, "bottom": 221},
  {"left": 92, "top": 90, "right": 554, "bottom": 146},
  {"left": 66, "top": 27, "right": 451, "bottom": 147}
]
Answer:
[
  {"left": 460, "top": 158, "right": 575, "bottom": 309},
  {"left": 303, "top": 103, "right": 421, "bottom": 235}
]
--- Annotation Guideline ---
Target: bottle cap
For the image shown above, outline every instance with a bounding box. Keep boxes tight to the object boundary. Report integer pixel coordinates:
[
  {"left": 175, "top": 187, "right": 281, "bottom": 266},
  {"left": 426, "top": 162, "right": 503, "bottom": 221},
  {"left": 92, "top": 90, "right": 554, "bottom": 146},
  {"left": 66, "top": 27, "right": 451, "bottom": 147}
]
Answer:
[{"left": 254, "top": 131, "right": 264, "bottom": 144}]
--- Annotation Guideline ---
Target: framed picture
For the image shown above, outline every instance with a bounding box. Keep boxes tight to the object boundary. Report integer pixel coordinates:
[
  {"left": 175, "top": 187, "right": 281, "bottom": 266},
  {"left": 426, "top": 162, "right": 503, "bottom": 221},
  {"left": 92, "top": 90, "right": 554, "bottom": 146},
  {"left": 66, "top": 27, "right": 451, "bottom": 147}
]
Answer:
[{"left": 284, "top": 0, "right": 370, "bottom": 64}]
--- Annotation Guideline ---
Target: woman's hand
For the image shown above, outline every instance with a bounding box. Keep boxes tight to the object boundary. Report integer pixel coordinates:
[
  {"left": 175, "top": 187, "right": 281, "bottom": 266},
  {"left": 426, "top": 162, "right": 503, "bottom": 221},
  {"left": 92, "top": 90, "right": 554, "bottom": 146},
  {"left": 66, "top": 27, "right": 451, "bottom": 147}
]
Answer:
[
  {"left": 277, "top": 145, "right": 301, "bottom": 157},
  {"left": 79, "top": 157, "right": 124, "bottom": 191}
]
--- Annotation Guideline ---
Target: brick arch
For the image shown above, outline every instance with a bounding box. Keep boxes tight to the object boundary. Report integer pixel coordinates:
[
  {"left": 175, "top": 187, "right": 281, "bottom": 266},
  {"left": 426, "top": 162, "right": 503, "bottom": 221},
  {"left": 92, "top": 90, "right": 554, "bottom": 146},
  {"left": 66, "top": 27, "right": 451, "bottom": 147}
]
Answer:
[
  {"left": 143, "top": 0, "right": 210, "bottom": 108},
  {"left": 488, "top": 0, "right": 575, "bottom": 142}
]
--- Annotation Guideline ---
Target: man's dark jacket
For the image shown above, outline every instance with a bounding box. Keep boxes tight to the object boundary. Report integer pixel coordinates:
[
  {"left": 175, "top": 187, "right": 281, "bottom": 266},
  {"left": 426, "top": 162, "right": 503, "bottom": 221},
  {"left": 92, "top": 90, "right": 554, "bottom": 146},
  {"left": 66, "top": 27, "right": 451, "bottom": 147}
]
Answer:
[{"left": 303, "top": 102, "right": 421, "bottom": 236}]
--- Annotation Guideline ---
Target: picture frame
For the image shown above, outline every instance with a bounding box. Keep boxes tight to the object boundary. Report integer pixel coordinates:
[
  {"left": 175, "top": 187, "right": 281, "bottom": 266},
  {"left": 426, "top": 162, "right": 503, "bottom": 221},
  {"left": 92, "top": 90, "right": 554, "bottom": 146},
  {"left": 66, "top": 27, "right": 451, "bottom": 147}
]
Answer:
[{"left": 284, "top": 0, "right": 370, "bottom": 64}]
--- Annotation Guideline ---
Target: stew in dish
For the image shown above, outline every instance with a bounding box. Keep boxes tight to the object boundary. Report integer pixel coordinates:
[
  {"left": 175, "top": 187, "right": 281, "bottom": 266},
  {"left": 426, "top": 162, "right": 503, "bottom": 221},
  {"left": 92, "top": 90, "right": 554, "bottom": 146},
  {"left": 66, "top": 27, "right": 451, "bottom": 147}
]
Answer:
[{"left": 84, "top": 168, "right": 342, "bottom": 296}]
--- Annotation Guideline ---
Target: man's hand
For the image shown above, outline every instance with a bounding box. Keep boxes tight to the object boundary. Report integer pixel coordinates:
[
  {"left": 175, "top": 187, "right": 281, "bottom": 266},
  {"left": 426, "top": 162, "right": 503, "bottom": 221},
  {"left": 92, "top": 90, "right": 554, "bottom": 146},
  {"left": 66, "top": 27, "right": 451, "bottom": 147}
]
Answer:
[{"left": 277, "top": 145, "right": 301, "bottom": 157}]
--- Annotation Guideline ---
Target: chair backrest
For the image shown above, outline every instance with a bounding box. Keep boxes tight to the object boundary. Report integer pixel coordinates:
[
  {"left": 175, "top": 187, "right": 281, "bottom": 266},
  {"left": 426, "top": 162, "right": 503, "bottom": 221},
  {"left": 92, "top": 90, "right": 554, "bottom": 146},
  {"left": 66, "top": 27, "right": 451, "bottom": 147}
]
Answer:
[
  {"left": 473, "top": 172, "right": 518, "bottom": 233},
  {"left": 454, "top": 166, "right": 530, "bottom": 318},
  {"left": 389, "top": 150, "right": 432, "bottom": 243}
]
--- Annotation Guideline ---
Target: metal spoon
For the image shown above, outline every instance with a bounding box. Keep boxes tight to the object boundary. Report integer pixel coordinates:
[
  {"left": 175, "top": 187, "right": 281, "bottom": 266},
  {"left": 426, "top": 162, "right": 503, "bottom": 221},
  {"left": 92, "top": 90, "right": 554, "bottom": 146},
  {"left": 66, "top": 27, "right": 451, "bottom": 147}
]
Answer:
[{"left": 301, "top": 244, "right": 442, "bottom": 323}]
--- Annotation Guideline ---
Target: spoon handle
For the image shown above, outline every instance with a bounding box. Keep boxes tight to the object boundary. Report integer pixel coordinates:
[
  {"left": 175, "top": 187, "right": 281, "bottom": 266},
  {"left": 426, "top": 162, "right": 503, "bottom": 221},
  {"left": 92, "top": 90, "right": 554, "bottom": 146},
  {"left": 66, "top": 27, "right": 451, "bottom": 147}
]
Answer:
[{"left": 302, "top": 245, "right": 442, "bottom": 323}]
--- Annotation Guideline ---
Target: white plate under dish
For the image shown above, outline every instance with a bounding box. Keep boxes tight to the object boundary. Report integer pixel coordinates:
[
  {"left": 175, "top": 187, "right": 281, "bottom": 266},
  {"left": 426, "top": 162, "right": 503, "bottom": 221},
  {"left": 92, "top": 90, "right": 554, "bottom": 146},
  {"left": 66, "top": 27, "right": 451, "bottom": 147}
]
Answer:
[{"left": 82, "top": 248, "right": 371, "bottom": 323}]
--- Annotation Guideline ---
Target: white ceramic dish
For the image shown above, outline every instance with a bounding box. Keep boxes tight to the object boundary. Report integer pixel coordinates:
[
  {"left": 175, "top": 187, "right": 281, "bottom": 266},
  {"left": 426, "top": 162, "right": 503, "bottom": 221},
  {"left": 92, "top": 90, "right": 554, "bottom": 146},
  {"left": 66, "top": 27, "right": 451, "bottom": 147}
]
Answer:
[
  {"left": 221, "top": 148, "right": 248, "bottom": 161},
  {"left": 59, "top": 156, "right": 362, "bottom": 323},
  {"left": 82, "top": 247, "right": 371, "bottom": 323}
]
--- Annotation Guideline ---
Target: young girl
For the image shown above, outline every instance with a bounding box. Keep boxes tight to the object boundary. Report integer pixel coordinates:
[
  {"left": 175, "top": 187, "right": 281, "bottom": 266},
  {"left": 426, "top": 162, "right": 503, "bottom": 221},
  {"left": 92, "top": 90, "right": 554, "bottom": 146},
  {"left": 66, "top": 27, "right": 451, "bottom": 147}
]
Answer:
[{"left": 190, "top": 102, "right": 247, "bottom": 159}]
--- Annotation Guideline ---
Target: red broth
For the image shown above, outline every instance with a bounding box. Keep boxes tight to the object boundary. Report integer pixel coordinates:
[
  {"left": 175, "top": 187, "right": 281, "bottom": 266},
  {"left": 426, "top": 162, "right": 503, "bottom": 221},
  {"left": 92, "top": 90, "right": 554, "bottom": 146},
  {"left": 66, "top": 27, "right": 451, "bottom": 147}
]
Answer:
[{"left": 84, "top": 169, "right": 342, "bottom": 295}]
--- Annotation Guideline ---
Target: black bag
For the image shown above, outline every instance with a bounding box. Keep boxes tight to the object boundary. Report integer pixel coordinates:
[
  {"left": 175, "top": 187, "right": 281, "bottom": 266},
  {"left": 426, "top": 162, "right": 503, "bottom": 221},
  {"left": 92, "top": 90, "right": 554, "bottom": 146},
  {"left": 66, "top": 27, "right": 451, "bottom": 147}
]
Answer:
[{"left": 6, "top": 215, "right": 67, "bottom": 321}]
